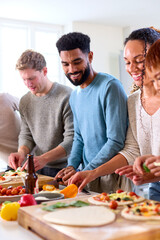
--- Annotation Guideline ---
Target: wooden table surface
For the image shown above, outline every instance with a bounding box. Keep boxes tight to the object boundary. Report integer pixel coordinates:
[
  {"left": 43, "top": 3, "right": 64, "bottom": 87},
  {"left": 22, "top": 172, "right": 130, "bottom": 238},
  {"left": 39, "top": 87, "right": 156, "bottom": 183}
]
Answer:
[
  {"left": 17, "top": 194, "right": 160, "bottom": 240},
  {"left": 0, "top": 173, "right": 53, "bottom": 189}
]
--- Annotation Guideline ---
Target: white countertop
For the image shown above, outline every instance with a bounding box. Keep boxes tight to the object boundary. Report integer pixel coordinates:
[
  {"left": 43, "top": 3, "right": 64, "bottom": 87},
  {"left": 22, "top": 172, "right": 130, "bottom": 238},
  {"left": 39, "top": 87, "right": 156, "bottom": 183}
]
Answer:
[{"left": 0, "top": 218, "right": 42, "bottom": 240}]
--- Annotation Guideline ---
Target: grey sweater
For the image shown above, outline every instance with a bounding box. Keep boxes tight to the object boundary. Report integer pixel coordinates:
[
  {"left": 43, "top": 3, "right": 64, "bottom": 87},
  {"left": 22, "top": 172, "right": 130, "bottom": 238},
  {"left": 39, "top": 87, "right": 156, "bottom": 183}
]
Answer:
[
  {"left": 0, "top": 93, "right": 21, "bottom": 164},
  {"left": 19, "top": 82, "right": 74, "bottom": 168}
]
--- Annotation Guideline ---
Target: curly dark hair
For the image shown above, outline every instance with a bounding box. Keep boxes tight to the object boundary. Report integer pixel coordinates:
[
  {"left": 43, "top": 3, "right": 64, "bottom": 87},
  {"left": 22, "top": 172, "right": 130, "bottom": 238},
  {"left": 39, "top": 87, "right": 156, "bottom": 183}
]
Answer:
[
  {"left": 56, "top": 32, "right": 91, "bottom": 54},
  {"left": 16, "top": 49, "right": 46, "bottom": 71},
  {"left": 125, "top": 27, "right": 160, "bottom": 93},
  {"left": 124, "top": 27, "right": 160, "bottom": 46}
]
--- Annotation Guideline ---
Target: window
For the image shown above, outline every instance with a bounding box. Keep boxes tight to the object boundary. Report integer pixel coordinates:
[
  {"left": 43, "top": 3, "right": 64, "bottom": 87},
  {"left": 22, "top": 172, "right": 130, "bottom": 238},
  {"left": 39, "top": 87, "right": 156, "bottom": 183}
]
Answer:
[{"left": 0, "top": 18, "right": 65, "bottom": 98}]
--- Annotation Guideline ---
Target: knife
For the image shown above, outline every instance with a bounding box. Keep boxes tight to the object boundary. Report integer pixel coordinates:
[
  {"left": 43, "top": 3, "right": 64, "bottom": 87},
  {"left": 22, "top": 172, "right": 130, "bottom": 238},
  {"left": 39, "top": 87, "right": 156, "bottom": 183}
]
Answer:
[
  {"left": 46, "top": 178, "right": 63, "bottom": 189},
  {"left": 81, "top": 188, "right": 91, "bottom": 195}
]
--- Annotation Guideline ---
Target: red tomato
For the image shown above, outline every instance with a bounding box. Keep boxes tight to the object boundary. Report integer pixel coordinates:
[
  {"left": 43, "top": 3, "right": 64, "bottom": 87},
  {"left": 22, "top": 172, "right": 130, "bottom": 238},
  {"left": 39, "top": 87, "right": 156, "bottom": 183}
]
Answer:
[
  {"left": 16, "top": 186, "right": 23, "bottom": 192},
  {"left": 6, "top": 189, "right": 12, "bottom": 195},
  {"left": 1, "top": 188, "right": 7, "bottom": 195},
  {"left": 11, "top": 187, "right": 18, "bottom": 195},
  {"left": 19, "top": 188, "right": 26, "bottom": 195},
  {"left": 0, "top": 185, "right": 3, "bottom": 190},
  {"left": 116, "top": 189, "right": 124, "bottom": 193},
  {"left": 109, "top": 200, "right": 118, "bottom": 209},
  {"left": 101, "top": 192, "right": 108, "bottom": 196},
  {"left": 129, "top": 192, "right": 136, "bottom": 197}
]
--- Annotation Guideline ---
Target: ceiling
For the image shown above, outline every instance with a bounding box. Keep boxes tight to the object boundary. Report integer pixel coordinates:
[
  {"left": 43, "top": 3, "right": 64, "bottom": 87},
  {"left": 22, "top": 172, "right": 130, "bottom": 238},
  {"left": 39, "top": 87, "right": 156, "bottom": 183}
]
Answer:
[{"left": 0, "top": 0, "right": 160, "bottom": 28}]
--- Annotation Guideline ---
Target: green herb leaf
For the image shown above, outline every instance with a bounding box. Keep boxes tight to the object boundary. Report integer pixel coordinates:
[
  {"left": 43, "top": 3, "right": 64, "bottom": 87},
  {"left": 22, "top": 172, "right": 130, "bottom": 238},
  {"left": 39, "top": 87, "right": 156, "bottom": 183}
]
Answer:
[
  {"left": 143, "top": 163, "right": 150, "bottom": 173},
  {"left": 122, "top": 197, "right": 133, "bottom": 201},
  {"left": 42, "top": 200, "right": 89, "bottom": 212}
]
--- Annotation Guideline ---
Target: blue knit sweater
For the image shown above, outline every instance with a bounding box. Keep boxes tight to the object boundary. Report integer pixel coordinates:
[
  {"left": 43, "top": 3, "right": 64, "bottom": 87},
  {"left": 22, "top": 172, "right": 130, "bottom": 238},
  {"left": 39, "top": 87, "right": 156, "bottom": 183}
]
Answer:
[{"left": 68, "top": 72, "right": 128, "bottom": 170}]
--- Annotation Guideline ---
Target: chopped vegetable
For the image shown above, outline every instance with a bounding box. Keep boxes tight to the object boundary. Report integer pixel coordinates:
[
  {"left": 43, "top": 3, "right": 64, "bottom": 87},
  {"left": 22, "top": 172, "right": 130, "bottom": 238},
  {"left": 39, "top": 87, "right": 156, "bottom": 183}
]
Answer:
[
  {"left": 0, "top": 202, "right": 20, "bottom": 221},
  {"left": 60, "top": 184, "right": 78, "bottom": 198},
  {"left": 143, "top": 163, "right": 150, "bottom": 173},
  {"left": 42, "top": 200, "right": 89, "bottom": 212},
  {"left": 42, "top": 185, "right": 56, "bottom": 191}
]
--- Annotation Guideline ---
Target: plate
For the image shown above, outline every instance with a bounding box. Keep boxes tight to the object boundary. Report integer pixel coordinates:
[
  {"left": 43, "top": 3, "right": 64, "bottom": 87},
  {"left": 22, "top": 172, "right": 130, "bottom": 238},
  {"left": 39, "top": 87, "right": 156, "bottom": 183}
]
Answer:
[
  {"left": 0, "top": 193, "right": 25, "bottom": 203},
  {"left": 34, "top": 192, "right": 64, "bottom": 204}
]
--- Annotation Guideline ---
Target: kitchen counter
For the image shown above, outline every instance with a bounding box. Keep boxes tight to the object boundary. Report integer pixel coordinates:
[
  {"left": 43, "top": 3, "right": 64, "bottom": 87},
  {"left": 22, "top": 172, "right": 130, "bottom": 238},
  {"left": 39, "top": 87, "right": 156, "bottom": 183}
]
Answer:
[
  {"left": 0, "top": 218, "right": 42, "bottom": 240},
  {"left": 0, "top": 191, "right": 91, "bottom": 240}
]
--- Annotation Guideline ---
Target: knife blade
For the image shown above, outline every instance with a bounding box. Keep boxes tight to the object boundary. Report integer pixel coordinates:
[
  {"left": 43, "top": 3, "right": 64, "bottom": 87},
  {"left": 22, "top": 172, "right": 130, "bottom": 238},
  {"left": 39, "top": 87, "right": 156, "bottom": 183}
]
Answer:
[
  {"left": 46, "top": 178, "right": 63, "bottom": 189},
  {"left": 82, "top": 188, "right": 91, "bottom": 195}
]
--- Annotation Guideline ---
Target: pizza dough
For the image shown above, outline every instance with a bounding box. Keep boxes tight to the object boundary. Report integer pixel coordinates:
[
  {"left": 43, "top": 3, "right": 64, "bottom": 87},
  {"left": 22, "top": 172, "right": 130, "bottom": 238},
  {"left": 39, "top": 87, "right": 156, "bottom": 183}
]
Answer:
[
  {"left": 0, "top": 177, "right": 11, "bottom": 183},
  {"left": 43, "top": 206, "right": 115, "bottom": 226},
  {"left": 88, "top": 192, "right": 145, "bottom": 206}
]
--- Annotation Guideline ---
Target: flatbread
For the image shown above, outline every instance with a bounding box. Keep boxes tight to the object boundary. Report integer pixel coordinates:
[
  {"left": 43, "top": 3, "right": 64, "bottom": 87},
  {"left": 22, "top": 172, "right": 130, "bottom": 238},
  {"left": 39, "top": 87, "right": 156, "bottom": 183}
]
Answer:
[
  {"left": 121, "top": 201, "right": 160, "bottom": 221},
  {"left": 88, "top": 192, "right": 145, "bottom": 206},
  {"left": 43, "top": 206, "right": 115, "bottom": 226},
  {"left": 0, "top": 177, "right": 11, "bottom": 183}
]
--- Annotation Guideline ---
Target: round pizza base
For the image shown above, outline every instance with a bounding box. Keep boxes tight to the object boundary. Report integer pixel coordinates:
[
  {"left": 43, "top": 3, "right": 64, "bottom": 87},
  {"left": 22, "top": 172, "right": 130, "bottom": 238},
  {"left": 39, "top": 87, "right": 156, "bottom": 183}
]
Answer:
[
  {"left": 121, "top": 208, "right": 160, "bottom": 221},
  {"left": 43, "top": 206, "right": 115, "bottom": 227},
  {"left": 0, "top": 177, "right": 11, "bottom": 183},
  {"left": 88, "top": 195, "right": 145, "bottom": 206}
]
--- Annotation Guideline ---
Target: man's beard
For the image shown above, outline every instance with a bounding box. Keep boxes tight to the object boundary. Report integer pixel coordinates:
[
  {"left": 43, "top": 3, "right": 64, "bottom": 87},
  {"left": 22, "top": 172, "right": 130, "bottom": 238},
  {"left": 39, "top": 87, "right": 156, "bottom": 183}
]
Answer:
[{"left": 66, "top": 63, "right": 90, "bottom": 86}]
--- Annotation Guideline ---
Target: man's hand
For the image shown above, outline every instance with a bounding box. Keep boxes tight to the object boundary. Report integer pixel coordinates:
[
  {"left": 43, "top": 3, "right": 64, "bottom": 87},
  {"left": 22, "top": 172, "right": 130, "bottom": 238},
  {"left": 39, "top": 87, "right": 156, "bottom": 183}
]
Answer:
[
  {"left": 55, "top": 166, "right": 76, "bottom": 185},
  {"left": 22, "top": 155, "right": 47, "bottom": 171},
  {"left": 8, "top": 152, "right": 25, "bottom": 170},
  {"left": 68, "top": 170, "right": 95, "bottom": 192}
]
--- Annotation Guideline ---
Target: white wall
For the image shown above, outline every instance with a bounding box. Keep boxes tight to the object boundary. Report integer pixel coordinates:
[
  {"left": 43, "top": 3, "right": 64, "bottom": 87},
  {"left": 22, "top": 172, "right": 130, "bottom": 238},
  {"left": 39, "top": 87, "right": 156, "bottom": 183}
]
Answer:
[{"left": 72, "top": 22, "right": 123, "bottom": 80}]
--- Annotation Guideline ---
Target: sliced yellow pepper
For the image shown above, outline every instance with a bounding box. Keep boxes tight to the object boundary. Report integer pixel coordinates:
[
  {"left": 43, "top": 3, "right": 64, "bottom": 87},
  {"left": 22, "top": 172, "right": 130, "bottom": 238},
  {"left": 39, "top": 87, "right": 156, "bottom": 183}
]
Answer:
[{"left": 1, "top": 202, "right": 20, "bottom": 221}]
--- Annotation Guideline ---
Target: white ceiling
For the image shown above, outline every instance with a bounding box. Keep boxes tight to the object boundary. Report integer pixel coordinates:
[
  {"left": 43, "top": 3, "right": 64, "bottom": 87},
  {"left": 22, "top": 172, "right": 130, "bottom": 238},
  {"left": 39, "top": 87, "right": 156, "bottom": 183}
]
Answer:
[{"left": 0, "top": 0, "right": 160, "bottom": 28}]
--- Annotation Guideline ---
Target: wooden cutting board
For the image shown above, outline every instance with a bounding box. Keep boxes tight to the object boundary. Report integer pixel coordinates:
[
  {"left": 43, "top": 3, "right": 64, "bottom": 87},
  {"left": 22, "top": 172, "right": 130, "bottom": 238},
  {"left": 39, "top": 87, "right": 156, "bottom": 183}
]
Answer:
[
  {"left": 18, "top": 195, "right": 160, "bottom": 240},
  {"left": 0, "top": 174, "right": 53, "bottom": 189}
]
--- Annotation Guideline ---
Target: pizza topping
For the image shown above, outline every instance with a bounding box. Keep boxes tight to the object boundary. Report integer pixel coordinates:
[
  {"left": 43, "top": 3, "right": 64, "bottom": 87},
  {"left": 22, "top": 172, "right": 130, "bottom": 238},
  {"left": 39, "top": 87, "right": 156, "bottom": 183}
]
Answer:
[
  {"left": 88, "top": 190, "right": 144, "bottom": 206},
  {"left": 0, "top": 176, "right": 6, "bottom": 181},
  {"left": 109, "top": 200, "right": 118, "bottom": 209},
  {"left": 124, "top": 201, "right": 160, "bottom": 217},
  {"left": 116, "top": 189, "right": 124, "bottom": 193}
]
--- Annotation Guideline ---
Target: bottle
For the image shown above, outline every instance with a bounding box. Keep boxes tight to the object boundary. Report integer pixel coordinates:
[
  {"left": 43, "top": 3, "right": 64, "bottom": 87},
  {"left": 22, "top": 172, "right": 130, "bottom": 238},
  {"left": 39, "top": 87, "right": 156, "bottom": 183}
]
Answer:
[{"left": 25, "top": 154, "right": 39, "bottom": 194}]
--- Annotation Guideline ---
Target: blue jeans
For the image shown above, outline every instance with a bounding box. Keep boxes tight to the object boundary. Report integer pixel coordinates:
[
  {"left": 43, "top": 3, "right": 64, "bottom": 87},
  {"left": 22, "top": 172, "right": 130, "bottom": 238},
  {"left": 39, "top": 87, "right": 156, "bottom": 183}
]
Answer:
[
  {"left": 149, "top": 182, "right": 160, "bottom": 201},
  {"left": 36, "top": 167, "right": 61, "bottom": 177}
]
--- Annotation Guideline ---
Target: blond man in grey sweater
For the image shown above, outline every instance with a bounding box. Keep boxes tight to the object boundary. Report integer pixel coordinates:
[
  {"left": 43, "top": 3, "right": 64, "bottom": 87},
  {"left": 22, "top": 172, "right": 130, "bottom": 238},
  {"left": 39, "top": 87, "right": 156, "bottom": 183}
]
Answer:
[{"left": 8, "top": 50, "right": 74, "bottom": 177}]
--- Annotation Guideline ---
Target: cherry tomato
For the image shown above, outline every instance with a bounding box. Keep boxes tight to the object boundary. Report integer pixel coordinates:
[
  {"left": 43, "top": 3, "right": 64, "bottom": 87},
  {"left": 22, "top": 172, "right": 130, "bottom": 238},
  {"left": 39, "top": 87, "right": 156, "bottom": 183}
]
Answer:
[
  {"left": 16, "top": 186, "right": 23, "bottom": 192},
  {"left": 129, "top": 192, "right": 136, "bottom": 197},
  {"left": 109, "top": 200, "right": 118, "bottom": 209},
  {"left": 1, "top": 188, "right": 7, "bottom": 195},
  {"left": 101, "top": 192, "right": 108, "bottom": 196},
  {"left": 11, "top": 188, "right": 18, "bottom": 195},
  {"left": 19, "top": 188, "right": 26, "bottom": 195},
  {"left": 116, "top": 189, "right": 124, "bottom": 193},
  {"left": 6, "top": 189, "right": 12, "bottom": 196},
  {"left": 0, "top": 185, "right": 3, "bottom": 190}
]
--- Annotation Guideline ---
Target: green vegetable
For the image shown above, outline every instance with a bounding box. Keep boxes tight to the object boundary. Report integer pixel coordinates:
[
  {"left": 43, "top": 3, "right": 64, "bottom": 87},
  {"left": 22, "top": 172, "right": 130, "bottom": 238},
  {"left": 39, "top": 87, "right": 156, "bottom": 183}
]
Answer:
[
  {"left": 143, "top": 163, "right": 150, "bottom": 173},
  {"left": 42, "top": 200, "right": 89, "bottom": 212},
  {"left": 3, "top": 201, "right": 12, "bottom": 205},
  {"left": 122, "top": 197, "right": 133, "bottom": 201}
]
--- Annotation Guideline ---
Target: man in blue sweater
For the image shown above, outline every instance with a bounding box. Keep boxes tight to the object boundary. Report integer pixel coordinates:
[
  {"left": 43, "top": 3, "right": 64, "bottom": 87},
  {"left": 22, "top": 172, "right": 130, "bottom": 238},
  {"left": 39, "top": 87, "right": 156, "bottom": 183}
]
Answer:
[{"left": 55, "top": 32, "right": 128, "bottom": 192}]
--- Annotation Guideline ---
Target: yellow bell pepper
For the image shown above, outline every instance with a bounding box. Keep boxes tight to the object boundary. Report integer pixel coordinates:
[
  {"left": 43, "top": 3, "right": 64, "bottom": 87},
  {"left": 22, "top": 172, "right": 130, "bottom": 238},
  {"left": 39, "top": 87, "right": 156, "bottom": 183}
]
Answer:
[{"left": 0, "top": 202, "right": 20, "bottom": 221}]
